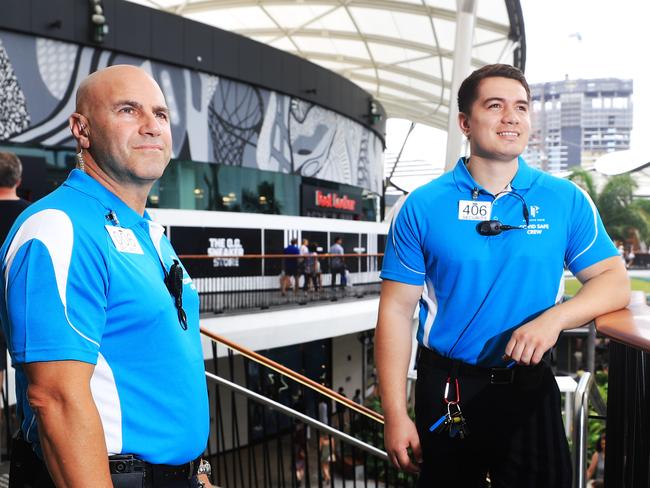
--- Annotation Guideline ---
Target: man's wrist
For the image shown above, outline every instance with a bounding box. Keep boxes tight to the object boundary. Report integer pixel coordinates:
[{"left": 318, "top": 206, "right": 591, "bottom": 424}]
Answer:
[
  {"left": 382, "top": 406, "right": 410, "bottom": 421},
  {"left": 541, "top": 304, "right": 571, "bottom": 333}
]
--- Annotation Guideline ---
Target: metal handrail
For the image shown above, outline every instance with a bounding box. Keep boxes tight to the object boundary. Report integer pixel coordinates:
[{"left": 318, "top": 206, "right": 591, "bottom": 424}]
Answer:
[
  {"left": 180, "top": 252, "right": 384, "bottom": 260},
  {"left": 572, "top": 371, "right": 594, "bottom": 488},
  {"left": 205, "top": 371, "right": 389, "bottom": 461},
  {"left": 201, "top": 327, "right": 385, "bottom": 424},
  {"left": 588, "top": 383, "right": 607, "bottom": 418}
]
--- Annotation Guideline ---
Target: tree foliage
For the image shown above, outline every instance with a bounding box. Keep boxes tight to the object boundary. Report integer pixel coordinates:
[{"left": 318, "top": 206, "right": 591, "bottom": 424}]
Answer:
[{"left": 568, "top": 169, "right": 650, "bottom": 245}]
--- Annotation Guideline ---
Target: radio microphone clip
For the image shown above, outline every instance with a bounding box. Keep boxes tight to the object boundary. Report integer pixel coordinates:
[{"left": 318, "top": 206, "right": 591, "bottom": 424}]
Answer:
[{"left": 476, "top": 220, "right": 521, "bottom": 236}]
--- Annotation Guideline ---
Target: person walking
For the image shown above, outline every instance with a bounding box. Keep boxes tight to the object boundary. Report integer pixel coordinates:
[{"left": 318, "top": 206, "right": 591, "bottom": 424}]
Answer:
[
  {"left": 329, "top": 237, "right": 345, "bottom": 288},
  {"left": 282, "top": 238, "right": 301, "bottom": 295},
  {"left": 0, "top": 152, "right": 30, "bottom": 245},
  {"left": 586, "top": 432, "right": 606, "bottom": 486}
]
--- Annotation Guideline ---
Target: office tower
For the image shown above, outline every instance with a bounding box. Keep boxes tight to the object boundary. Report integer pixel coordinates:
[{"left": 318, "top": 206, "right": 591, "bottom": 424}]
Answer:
[{"left": 524, "top": 78, "right": 633, "bottom": 173}]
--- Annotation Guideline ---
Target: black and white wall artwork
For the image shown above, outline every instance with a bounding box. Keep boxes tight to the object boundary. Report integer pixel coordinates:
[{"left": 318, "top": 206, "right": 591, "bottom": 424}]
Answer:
[{"left": 0, "top": 30, "right": 383, "bottom": 193}]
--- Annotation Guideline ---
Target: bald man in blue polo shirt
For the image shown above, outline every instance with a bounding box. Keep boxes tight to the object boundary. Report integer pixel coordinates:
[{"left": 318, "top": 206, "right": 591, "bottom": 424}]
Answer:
[
  {"left": 376, "top": 64, "right": 629, "bottom": 488},
  {"left": 0, "top": 66, "right": 211, "bottom": 487}
]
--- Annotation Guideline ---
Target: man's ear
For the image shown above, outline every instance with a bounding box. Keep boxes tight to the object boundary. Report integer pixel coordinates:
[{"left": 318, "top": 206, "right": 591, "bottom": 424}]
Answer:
[
  {"left": 69, "top": 114, "right": 90, "bottom": 148},
  {"left": 458, "top": 112, "right": 471, "bottom": 137}
]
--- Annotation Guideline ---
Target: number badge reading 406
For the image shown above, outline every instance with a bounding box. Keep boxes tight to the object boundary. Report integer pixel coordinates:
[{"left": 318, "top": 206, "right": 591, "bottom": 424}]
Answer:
[
  {"left": 105, "top": 225, "right": 145, "bottom": 254},
  {"left": 457, "top": 200, "right": 492, "bottom": 221}
]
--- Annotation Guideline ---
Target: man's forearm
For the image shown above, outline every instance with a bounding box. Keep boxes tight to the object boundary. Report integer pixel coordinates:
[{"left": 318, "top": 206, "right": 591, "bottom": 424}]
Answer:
[
  {"left": 374, "top": 281, "right": 424, "bottom": 472},
  {"left": 552, "top": 265, "right": 630, "bottom": 332},
  {"left": 36, "top": 397, "right": 112, "bottom": 488},
  {"left": 25, "top": 374, "right": 113, "bottom": 488},
  {"left": 506, "top": 259, "right": 629, "bottom": 365},
  {"left": 375, "top": 309, "right": 414, "bottom": 417}
]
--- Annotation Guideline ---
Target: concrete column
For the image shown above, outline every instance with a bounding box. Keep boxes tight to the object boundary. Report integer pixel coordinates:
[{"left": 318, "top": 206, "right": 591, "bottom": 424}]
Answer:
[{"left": 444, "top": 0, "right": 477, "bottom": 171}]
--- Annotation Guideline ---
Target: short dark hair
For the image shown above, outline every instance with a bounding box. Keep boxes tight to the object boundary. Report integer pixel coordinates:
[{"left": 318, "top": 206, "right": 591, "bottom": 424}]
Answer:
[
  {"left": 290, "top": 238, "right": 298, "bottom": 245},
  {"left": 595, "top": 432, "right": 606, "bottom": 453},
  {"left": 457, "top": 64, "right": 530, "bottom": 115},
  {"left": 0, "top": 152, "right": 22, "bottom": 188}
]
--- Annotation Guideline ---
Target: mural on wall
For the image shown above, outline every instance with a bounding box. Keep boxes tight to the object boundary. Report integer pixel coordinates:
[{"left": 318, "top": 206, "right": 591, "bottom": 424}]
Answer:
[
  {"left": 0, "top": 30, "right": 383, "bottom": 193},
  {"left": 0, "top": 38, "right": 30, "bottom": 139}
]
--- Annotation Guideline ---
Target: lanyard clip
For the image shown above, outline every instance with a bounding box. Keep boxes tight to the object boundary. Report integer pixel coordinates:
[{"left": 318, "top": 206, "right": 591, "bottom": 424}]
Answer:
[
  {"left": 106, "top": 210, "right": 120, "bottom": 227},
  {"left": 443, "top": 376, "right": 460, "bottom": 404}
]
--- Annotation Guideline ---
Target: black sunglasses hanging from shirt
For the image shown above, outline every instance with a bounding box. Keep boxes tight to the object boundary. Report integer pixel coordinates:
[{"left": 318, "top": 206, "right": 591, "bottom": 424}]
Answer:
[
  {"left": 164, "top": 259, "right": 188, "bottom": 330},
  {"left": 475, "top": 190, "right": 529, "bottom": 237}
]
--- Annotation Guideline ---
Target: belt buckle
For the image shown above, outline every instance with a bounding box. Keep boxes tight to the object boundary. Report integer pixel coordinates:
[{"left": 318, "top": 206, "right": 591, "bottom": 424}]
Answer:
[{"left": 489, "top": 367, "right": 514, "bottom": 384}]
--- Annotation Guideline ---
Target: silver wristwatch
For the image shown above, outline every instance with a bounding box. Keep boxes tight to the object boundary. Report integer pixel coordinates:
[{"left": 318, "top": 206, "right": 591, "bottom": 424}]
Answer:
[{"left": 197, "top": 459, "right": 212, "bottom": 477}]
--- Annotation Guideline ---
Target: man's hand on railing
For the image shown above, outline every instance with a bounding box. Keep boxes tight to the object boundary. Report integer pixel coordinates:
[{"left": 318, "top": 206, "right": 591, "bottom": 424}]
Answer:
[
  {"left": 198, "top": 473, "right": 214, "bottom": 488},
  {"left": 384, "top": 411, "right": 422, "bottom": 473}
]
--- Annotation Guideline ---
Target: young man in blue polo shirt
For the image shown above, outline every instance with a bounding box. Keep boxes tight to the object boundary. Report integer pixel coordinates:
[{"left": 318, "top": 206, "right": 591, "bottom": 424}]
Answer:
[{"left": 376, "top": 64, "right": 629, "bottom": 487}]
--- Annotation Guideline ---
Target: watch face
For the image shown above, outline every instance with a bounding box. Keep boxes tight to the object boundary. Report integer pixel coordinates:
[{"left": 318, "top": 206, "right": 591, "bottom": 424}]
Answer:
[{"left": 198, "top": 460, "right": 211, "bottom": 476}]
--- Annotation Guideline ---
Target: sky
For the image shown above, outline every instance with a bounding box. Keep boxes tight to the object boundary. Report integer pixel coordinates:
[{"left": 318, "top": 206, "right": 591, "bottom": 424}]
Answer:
[{"left": 385, "top": 0, "right": 650, "bottom": 192}]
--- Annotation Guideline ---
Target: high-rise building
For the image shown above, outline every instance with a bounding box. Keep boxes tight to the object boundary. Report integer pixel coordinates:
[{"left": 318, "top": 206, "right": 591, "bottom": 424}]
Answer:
[{"left": 524, "top": 78, "right": 633, "bottom": 173}]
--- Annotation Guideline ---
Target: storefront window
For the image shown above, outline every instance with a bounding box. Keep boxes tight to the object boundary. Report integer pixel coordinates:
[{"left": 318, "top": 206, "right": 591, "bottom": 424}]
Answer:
[
  {"left": 150, "top": 160, "right": 301, "bottom": 215},
  {"left": 2, "top": 145, "right": 376, "bottom": 220}
]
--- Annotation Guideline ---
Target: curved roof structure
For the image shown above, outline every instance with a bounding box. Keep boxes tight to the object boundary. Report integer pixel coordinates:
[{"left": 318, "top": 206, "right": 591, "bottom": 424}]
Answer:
[{"left": 126, "top": 0, "right": 525, "bottom": 130}]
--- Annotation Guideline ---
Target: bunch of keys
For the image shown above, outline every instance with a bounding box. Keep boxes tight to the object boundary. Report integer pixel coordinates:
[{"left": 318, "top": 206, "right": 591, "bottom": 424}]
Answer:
[
  {"left": 428, "top": 376, "right": 470, "bottom": 439},
  {"left": 429, "top": 402, "right": 469, "bottom": 438}
]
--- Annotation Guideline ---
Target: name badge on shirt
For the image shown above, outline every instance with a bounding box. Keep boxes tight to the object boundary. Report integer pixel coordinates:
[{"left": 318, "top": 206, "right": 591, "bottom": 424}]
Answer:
[
  {"left": 458, "top": 200, "right": 492, "bottom": 221},
  {"left": 105, "top": 225, "right": 144, "bottom": 254}
]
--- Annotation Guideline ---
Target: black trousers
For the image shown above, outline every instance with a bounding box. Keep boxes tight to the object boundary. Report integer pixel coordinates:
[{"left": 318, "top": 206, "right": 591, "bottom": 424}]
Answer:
[
  {"left": 331, "top": 268, "right": 344, "bottom": 287},
  {"left": 415, "top": 351, "right": 572, "bottom": 488},
  {"left": 9, "top": 437, "right": 200, "bottom": 488}
]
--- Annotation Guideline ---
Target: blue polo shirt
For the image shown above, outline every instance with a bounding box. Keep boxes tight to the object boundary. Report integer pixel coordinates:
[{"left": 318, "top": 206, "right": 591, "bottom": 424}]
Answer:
[
  {"left": 381, "top": 157, "right": 617, "bottom": 366},
  {"left": 0, "top": 170, "right": 209, "bottom": 464},
  {"left": 283, "top": 244, "right": 300, "bottom": 273}
]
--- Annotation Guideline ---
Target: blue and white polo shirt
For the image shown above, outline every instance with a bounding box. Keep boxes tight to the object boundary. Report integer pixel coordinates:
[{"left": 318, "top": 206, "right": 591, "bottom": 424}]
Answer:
[
  {"left": 381, "top": 157, "right": 617, "bottom": 366},
  {"left": 0, "top": 169, "right": 209, "bottom": 464}
]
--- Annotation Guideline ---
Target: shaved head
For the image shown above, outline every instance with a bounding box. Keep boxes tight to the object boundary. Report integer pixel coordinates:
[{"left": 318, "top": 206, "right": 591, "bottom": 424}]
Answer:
[{"left": 75, "top": 65, "right": 163, "bottom": 114}]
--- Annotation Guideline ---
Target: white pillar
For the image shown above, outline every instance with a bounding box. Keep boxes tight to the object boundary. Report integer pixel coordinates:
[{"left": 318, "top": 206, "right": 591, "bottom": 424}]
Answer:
[{"left": 444, "top": 0, "right": 477, "bottom": 172}]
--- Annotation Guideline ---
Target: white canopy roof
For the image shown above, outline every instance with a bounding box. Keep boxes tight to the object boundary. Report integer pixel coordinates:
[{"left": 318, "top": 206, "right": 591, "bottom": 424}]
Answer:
[{"left": 125, "top": 0, "right": 525, "bottom": 130}]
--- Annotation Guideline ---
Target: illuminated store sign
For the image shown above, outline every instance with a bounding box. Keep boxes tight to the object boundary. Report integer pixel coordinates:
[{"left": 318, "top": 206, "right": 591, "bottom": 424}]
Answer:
[
  {"left": 315, "top": 190, "right": 357, "bottom": 211},
  {"left": 207, "top": 238, "right": 245, "bottom": 267},
  {"left": 170, "top": 227, "right": 261, "bottom": 277},
  {"left": 302, "top": 184, "right": 362, "bottom": 219}
]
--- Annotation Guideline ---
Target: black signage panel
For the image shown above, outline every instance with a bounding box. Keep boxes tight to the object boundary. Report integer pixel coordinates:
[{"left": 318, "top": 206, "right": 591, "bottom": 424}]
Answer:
[
  {"left": 264, "top": 229, "right": 284, "bottom": 275},
  {"left": 170, "top": 226, "right": 261, "bottom": 277},
  {"left": 378, "top": 233, "right": 387, "bottom": 269},
  {"left": 301, "top": 183, "right": 363, "bottom": 219},
  {"left": 18, "top": 156, "right": 49, "bottom": 202}
]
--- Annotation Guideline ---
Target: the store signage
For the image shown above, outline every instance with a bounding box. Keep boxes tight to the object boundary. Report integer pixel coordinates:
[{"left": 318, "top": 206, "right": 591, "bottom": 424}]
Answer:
[
  {"left": 302, "top": 184, "right": 362, "bottom": 218},
  {"left": 208, "top": 237, "right": 245, "bottom": 267},
  {"left": 315, "top": 190, "right": 357, "bottom": 211},
  {"left": 170, "top": 227, "right": 261, "bottom": 277}
]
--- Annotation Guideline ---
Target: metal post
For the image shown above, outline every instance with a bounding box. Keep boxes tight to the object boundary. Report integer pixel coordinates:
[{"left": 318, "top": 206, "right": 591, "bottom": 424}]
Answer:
[
  {"left": 586, "top": 321, "right": 596, "bottom": 373},
  {"left": 444, "top": 0, "right": 477, "bottom": 171},
  {"left": 361, "top": 334, "right": 367, "bottom": 402},
  {"left": 572, "top": 372, "right": 593, "bottom": 488},
  {"left": 564, "top": 391, "right": 573, "bottom": 437}
]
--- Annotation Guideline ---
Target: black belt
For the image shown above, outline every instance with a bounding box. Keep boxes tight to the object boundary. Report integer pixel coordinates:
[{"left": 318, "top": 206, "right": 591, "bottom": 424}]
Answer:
[
  {"left": 417, "top": 346, "right": 545, "bottom": 385},
  {"left": 109, "top": 454, "right": 201, "bottom": 481}
]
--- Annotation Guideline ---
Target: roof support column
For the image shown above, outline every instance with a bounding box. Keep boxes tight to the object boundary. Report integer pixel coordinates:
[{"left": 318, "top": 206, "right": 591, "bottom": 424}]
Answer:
[{"left": 444, "top": 0, "right": 477, "bottom": 171}]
